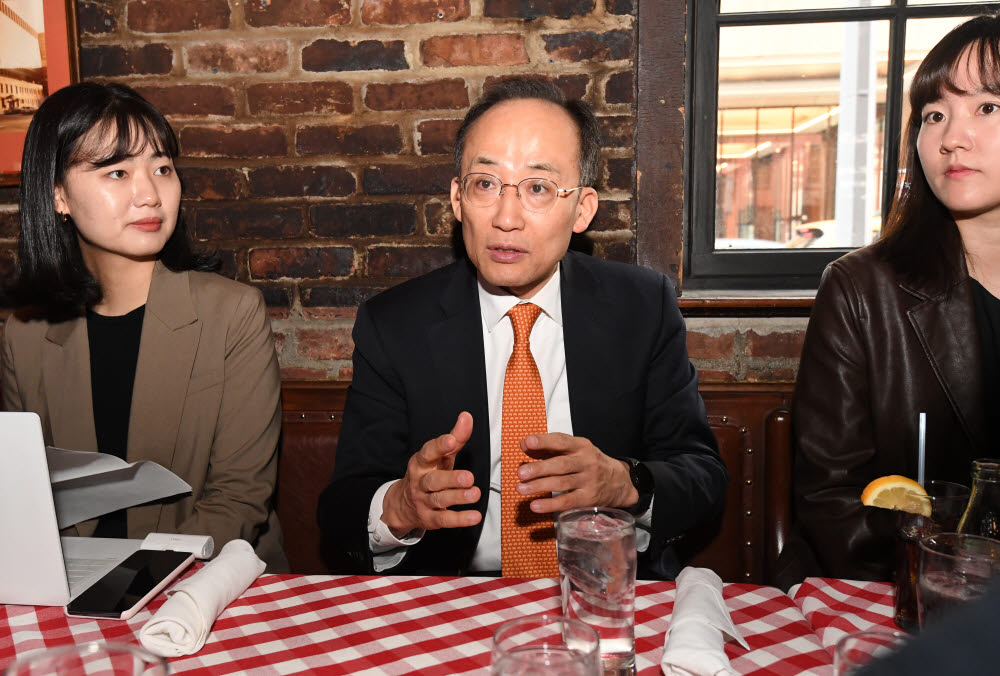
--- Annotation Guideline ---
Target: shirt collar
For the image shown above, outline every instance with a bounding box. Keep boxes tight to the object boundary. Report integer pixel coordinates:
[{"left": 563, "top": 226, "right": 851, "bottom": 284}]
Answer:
[{"left": 478, "top": 266, "right": 563, "bottom": 333}]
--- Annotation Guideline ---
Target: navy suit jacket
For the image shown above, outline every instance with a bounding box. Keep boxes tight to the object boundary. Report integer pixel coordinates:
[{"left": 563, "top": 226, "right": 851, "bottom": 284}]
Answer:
[{"left": 318, "top": 250, "right": 728, "bottom": 577}]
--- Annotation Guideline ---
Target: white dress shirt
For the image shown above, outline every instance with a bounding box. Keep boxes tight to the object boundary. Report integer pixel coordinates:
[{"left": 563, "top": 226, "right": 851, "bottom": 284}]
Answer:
[{"left": 367, "top": 266, "right": 651, "bottom": 572}]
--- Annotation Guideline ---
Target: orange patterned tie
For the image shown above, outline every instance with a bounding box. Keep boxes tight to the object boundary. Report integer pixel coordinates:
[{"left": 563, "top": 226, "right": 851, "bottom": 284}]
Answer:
[{"left": 500, "top": 303, "right": 559, "bottom": 578}]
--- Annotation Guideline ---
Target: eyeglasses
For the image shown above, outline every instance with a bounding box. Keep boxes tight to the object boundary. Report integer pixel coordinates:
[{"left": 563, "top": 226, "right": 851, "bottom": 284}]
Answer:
[{"left": 459, "top": 173, "right": 584, "bottom": 214}]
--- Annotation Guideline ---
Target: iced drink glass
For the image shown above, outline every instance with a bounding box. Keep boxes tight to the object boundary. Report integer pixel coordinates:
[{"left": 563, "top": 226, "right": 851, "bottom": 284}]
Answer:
[
  {"left": 491, "top": 615, "right": 601, "bottom": 676},
  {"left": 2, "top": 642, "right": 167, "bottom": 675},
  {"left": 917, "top": 532, "right": 1000, "bottom": 630},
  {"left": 892, "top": 480, "right": 969, "bottom": 632},
  {"left": 556, "top": 507, "right": 636, "bottom": 675}
]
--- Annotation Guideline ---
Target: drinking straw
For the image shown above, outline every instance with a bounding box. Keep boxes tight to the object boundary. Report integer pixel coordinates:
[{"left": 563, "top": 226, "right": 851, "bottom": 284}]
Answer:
[{"left": 918, "top": 412, "right": 926, "bottom": 487}]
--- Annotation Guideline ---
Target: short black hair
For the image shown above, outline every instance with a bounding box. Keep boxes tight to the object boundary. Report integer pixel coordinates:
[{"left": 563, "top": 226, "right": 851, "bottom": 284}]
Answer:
[
  {"left": 452, "top": 77, "right": 601, "bottom": 187},
  {"left": 6, "top": 82, "right": 216, "bottom": 321},
  {"left": 876, "top": 13, "right": 1000, "bottom": 290}
]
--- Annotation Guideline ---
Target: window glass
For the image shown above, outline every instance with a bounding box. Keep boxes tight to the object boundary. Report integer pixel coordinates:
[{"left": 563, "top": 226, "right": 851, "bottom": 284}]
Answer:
[
  {"left": 721, "top": 0, "right": 889, "bottom": 12},
  {"left": 714, "top": 22, "right": 888, "bottom": 250}
]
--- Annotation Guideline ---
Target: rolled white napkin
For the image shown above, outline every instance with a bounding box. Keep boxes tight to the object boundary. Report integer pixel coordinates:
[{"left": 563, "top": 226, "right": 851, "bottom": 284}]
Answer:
[
  {"left": 141, "top": 533, "right": 214, "bottom": 559},
  {"left": 661, "top": 567, "right": 750, "bottom": 676},
  {"left": 139, "top": 539, "right": 265, "bottom": 657}
]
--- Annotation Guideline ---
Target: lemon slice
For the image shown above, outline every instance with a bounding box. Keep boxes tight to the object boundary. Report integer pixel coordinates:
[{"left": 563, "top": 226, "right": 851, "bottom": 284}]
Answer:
[{"left": 860, "top": 475, "right": 931, "bottom": 516}]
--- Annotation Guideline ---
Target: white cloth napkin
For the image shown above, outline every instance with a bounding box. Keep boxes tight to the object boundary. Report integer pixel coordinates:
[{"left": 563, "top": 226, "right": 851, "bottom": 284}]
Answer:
[
  {"left": 139, "top": 539, "right": 265, "bottom": 657},
  {"left": 661, "top": 567, "right": 751, "bottom": 676}
]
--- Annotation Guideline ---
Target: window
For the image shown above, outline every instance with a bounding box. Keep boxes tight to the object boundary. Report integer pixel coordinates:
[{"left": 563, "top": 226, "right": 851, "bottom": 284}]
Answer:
[{"left": 684, "top": 1, "right": 994, "bottom": 290}]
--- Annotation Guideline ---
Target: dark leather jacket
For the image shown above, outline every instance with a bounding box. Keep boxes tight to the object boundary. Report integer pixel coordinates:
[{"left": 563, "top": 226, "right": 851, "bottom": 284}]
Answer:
[{"left": 775, "top": 245, "right": 986, "bottom": 588}]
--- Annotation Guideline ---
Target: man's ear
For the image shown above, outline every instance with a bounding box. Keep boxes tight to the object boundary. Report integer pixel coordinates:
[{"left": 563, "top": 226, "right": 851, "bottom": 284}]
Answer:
[
  {"left": 450, "top": 177, "right": 463, "bottom": 223},
  {"left": 572, "top": 187, "right": 598, "bottom": 234}
]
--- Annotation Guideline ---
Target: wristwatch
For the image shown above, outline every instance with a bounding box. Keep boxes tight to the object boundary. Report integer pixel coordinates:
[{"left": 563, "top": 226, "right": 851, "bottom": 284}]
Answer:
[{"left": 622, "top": 457, "right": 654, "bottom": 516}]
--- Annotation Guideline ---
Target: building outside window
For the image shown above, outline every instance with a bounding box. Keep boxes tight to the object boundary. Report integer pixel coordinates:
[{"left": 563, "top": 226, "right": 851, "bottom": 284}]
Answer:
[{"left": 685, "top": 0, "right": 998, "bottom": 290}]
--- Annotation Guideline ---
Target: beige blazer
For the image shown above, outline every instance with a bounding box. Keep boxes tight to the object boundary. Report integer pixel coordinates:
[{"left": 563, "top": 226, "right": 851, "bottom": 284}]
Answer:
[{"left": 1, "top": 262, "right": 287, "bottom": 571}]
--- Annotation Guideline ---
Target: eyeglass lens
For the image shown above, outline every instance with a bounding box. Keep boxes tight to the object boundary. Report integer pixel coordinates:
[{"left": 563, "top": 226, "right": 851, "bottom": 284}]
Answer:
[{"left": 463, "top": 174, "right": 559, "bottom": 214}]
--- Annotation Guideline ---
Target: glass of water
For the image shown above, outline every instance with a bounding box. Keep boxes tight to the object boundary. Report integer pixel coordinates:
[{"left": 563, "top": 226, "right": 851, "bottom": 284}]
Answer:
[
  {"left": 491, "top": 615, "right": 600, "bottom": 676},
  {"left": 917, "top": 532, "right": 1000, "bottom": 630},
  {"left": 2, "top": 642, "right": 167, "bottom": 675},
  {"left": 556, "top": 507, "right": 637, "bottom": 675}
]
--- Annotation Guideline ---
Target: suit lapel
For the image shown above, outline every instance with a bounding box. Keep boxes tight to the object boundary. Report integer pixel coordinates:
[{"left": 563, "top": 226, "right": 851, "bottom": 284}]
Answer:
[
  {"left": 560, "top": 252, "right": 618, "bottom": 444},
  {"left": 42, "top": 319, "right": 98, "bottom": 451},
  {"left": 906, "top": 277, "right": 986, "bottom": 453},
  {"left": 127, "top": 264, "right": 200, "bottom": 535}
]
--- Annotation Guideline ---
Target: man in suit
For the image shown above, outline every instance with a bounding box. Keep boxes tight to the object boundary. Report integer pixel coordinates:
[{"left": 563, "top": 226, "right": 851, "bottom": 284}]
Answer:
[{"left": 318, "top": 78, "right": 727, "bottom": 578}]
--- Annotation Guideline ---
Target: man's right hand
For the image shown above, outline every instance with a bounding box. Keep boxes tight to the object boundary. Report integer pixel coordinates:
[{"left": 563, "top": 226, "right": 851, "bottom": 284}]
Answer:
[{"left": 381, "top": 411, "right": 482, "bottom": 538}]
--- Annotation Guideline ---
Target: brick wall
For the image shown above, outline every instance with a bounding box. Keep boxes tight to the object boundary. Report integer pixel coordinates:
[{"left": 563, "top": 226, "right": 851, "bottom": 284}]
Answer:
[{"left": 0, "top": 0, "right": 805, "bottom": 384}]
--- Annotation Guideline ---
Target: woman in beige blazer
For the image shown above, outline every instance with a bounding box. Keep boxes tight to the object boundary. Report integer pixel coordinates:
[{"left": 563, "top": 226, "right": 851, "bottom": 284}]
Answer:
[{"left": 1, "top": 83, "right": 286, "bottom": 571}]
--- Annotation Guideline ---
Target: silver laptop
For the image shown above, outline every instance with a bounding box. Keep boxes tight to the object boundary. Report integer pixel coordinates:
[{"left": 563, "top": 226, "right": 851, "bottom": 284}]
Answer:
[{"left": 0, "top": 412, "right": 141, "bottom": 606}]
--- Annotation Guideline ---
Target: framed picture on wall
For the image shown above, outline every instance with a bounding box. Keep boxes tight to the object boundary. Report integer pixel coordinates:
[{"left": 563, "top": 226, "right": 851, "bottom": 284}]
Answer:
[{"left": 0, "top": 0, "right": 78, "bottom": 186}]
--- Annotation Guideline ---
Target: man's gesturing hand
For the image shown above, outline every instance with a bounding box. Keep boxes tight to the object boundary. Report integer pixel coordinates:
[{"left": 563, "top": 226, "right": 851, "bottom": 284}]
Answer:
[
  {"left": 514, "top": 433, "right": 639, "bottom": 514},
  {"left": 381, "top": 411, "right": 483, "bottom": 538}
]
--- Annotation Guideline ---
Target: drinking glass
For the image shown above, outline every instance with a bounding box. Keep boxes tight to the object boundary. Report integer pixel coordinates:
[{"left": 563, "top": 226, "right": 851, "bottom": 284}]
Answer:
[
  {"left": 833, "top": 630, "right": 907, "bottom": 675},
  {"left": 917, "top": 532, "right": 1000, "bottom": 630},
  {"left": 2, "top": 642, "right": 167, "bottom": 675},
  {"left": 556, "top": 507, "right": 636, "bottom": 675},
  {"left": 892, "top": 480, "right": 969, "bottom": 632},
  {"left": 491, "top": 615, "right": 600, "bottom": 676}
]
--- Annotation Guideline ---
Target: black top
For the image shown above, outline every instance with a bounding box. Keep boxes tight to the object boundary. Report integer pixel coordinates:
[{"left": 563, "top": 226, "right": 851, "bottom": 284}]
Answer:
[
  {"left": 87, "top": 305, "right": 145, "bottom": 538},
  {"left": 971, "top": 279, "right": 1000, "bottom": 442}
]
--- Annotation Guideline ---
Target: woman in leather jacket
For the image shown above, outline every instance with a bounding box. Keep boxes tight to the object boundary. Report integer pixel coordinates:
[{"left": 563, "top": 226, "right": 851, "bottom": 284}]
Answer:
[{"left": 777, "top": 14, "right": 1000, "bottom": 587}]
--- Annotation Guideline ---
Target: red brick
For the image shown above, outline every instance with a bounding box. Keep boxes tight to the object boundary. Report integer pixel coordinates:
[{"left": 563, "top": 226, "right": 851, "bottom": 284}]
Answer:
[
  {"left": 696, "top": 369, "right": 737, "bottom": 384},
  {"left": 247, "top": 82, "right": 353, "bottom": 115},
  {"left": 425, "top": 201, "right": 456, "bottom": 235},
  {"left": 362, "top": 0, "right": 470, "bottom": 24},
  {"left": 281, "top": 367, "right": 330, "bottom": 380},
  {"left": 80, "top": 44, "right": 173, "bottom": 77},
  {"left": 249, "top": 247, "right": 355, "bottom": 280},
  {"left": 296, "top": 125, "right": 402, "bottom": 156},
  {"left": 745, "top": 330, "right": 806, "bottom": 359},
  {"left": 181, "top": 126, "right": 288, "bottom": 158},
  {"left": 605, "top": 157, "right": 631, "bottom": 191},
  {"left": 543, "top": 30, "right": 633, "bottom": 62},
  {"left": 337, "top": 366, "right": 354, "bottom": 380},
  {"left": 591, "top": 200, "right": 630, "bottom": 232},
  {"left": 212, "top": 248, "right": 238, "bottom": 280},
  {"left": 245, "top": 0, "right": 350, "bottom": 28},
  {"left": 599, "top": 239, "right": 634, "bottom": 263},
  {"left": 133, "top": 85, "right": 235, "bottom": 116},
  {"left": 185, "top": 40, "right": 288, "bottom": 74},
  {"left": 128, "top": 0, "right": 230, "bottom": 33},
  {"left": 686, "top": 331, "right": 736, "bottom": 360},
  {"left": 272, "top": 330, "right": 288, "bottom": 356},
  {"left": 0, "top": 186, "right": 16, "bottom": 204},
  {"left": 599, "top": 116, "right": 635, "bottom": 148},
  {"left": 745, "top": 367, "right": 798, "bottom": 383},
  {"left": 0, "top": 210, "right": 18, "bottom": 238},
  {"left": 248, "top": 165, "right": 355, "bottom": 198},
  {"left": 606, "top": 0, "right": 635, "bottom": 14},
  {"left": 311, "top": 203, "right": 416, "bottom": 237},
  {"left": 78, "top": 2, "right": 117, "bottom": 34},
  {"left": 363, "top": 164, "right": 454, "bottom": 195},
  {"left": 417, "top": 119, "right": 461, "bottom": 155},
  {"left": 179, "top": 167, "right": 244, "bottom": 200},
  {"left": 194, "top": 206, "right": 304, "bottom": 240},
  {"left": 367, "top": 245, "right": 455, "bottom": 278},
  {"left": 0, "top": 248, "right": 15, "bottom": 283},
  {"left": 421, "top": 34, "right": 528, "bottom": 68},
  {"left": 484, "top": 0, "right": 594, "bottom": 20},
  {"left": 252, "top": 283, "right": 294, "bottom": 311},
  {"left": 295, "top": 327, "right": 355, "bottom": 360},
  {"left": 484, "top": 74, "right": 589, "bottom": 101},
  {"left": 301, "top": 285, "right": 382, "bottom": 311},
  {"left": 302, "top": 39, "right": 407, "bottom": 72},
  {"left": 605, "top": 71, "right": 633, "bottom": 104},
  {"left": 365, "top": 80, "right": 468, "bottom": 111}
]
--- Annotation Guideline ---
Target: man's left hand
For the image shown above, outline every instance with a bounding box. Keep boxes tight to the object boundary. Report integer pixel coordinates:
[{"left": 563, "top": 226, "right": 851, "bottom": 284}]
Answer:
[{"left": 515, "top": 433, "right": 640, "bottom": 514}]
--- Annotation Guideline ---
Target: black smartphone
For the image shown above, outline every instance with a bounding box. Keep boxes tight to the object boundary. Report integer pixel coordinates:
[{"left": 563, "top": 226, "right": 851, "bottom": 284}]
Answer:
[{"left": 65, "top": 549, "right": 194, "bottom": 620}]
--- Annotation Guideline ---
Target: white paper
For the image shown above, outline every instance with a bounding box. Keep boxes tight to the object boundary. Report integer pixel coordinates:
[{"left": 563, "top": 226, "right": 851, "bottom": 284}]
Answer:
[
  {"left": 142, "top": 533, "right": 214, "bottom": 559},
  {"left": 46, "top": 447, "right": 191, "bottom": 529}
]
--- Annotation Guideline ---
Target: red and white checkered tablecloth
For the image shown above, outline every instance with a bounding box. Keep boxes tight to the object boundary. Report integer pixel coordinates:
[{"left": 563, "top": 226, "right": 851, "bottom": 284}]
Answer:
[
  {"left": 788, "top": 577, "right": 897, "bottom": 654},
  {"left": 1, "top": 575, "right": 895, "bottom": 675}
]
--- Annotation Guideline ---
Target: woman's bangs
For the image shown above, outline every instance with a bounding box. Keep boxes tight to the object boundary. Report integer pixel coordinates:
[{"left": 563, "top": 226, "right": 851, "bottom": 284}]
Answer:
[{"left": 68, "top": 109, "right": 175, "bottom": 169}]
